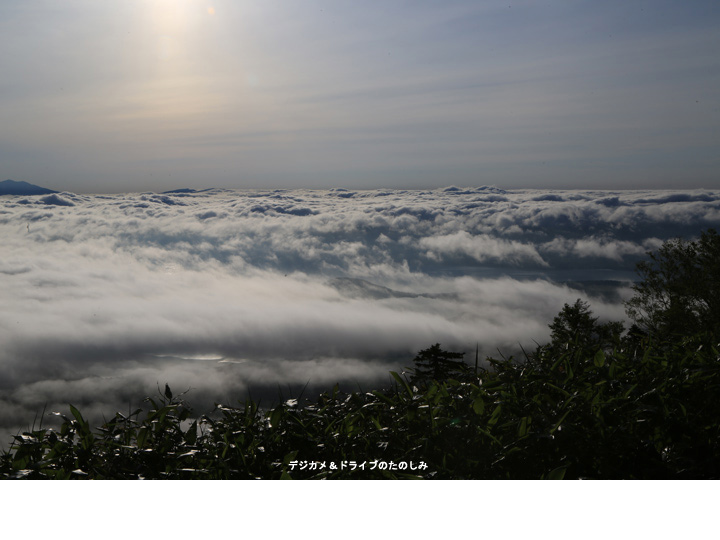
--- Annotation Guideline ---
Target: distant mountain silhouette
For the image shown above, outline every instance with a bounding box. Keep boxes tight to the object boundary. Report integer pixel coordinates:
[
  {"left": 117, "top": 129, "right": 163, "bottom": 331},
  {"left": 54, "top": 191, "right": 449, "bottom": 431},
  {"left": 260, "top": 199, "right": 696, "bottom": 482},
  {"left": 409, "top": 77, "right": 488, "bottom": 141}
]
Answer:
[
  {"left": 329, "top": 277, "right": 457, "bottom": 301},
  {"left": 0, "top": 179, "right": 57, "bottom": 195},
  {"left": 162, "top": 188, "right": 200, "bottom": 194},
  {"left": 162, "top": 188, "right": 225, "bottom": 194}
]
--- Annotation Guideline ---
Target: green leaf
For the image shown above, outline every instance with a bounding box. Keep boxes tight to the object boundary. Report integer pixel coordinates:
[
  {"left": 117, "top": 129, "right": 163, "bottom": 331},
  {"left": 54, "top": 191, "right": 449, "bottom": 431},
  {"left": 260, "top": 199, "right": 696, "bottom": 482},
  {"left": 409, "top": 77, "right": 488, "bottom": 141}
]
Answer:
[
  {"left": 69, "top": 404, "right": 84, "bottom": 424},
  {"left": 547, "top": 466, "right": 567, "bottom": 480},
  {"left": 593, "top": 350, "right": 606, "bottom": 368},
  {"left": 487, "top": 404, "right": 502, "bottom": 427},
  {"left": 679, "top": 403, "right": 687, "bottom": 417},
  {"left": 477, "top": 427, "right": 501, "bottom": 445},
  {"left": 545, "top": 382, "right": 571, "bottom": 398},
  {"left": 472, "top": 396, "right": 485, "bottom": 415},
  {"left": 137, "top": 427, "right": 148, "bottom": 449},
  {"left": 623, "top": 384, "right": 638, "bottom": 399},
  {"left": 390, "top": 371, "right": 414, "bottom": 398},
  {"left": 371, "top": 390, "right": 397, "bottom": 406},
  {"left": 69, "top": 404, "right": 90, "bottom": 435},
  {"left": 517, "top": 416, "right": 529, "bottom": 438},
  {"left": 184, "top": 420, "right": 198, "bottom": 445},
  {"left": 283, "top": 450, "right": 299, "bottom": 465},
  {"left": 269, "top": 406, "right": 284, "bottom": 429},
  {"left": 550, "top": 410, "right": 571, "bottom": 434}
]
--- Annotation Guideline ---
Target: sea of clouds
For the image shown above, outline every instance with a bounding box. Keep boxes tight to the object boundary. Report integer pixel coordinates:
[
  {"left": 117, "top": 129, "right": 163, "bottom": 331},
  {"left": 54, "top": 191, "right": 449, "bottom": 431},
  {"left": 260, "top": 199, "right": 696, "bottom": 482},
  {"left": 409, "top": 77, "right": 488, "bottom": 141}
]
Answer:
[{"left": 1, "top": 185, "right": 719, "bottom": 442}]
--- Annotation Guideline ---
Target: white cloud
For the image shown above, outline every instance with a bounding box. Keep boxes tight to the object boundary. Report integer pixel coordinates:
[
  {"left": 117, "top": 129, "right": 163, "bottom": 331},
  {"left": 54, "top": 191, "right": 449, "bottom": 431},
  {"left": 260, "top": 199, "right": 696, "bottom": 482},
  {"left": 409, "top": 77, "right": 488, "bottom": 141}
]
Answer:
[
  {"left": 419, "top": 230, "right": 548, "bottom": 266},
  {"left": 1, "top": 186, "right": 719, "bottom": 443}
]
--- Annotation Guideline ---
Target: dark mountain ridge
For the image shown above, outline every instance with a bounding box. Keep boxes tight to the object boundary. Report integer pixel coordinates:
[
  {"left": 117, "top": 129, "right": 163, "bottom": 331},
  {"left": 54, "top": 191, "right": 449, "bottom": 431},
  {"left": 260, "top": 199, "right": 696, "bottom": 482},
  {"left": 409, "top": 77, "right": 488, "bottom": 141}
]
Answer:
[{"left": 0, "top": 179, "right": 57, "bottom": 195}]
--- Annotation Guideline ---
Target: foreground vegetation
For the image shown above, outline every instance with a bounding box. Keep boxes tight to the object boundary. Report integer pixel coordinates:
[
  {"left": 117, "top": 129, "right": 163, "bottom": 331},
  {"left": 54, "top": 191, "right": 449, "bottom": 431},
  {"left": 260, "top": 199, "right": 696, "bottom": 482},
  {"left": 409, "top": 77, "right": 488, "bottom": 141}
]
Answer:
[{"left": 2, "top": 230, "right": 719, "bottom": 479}]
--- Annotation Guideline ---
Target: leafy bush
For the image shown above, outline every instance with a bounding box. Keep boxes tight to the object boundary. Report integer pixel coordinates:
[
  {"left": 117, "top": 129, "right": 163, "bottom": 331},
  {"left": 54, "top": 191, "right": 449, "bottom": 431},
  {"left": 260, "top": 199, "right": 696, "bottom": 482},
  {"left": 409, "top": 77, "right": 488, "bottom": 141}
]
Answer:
[
  {"left": 3, "top": 329, "right": 719, "bottom": 479},
  {"left": 626, "top": 228, "right": 720, "bottom": 337}
]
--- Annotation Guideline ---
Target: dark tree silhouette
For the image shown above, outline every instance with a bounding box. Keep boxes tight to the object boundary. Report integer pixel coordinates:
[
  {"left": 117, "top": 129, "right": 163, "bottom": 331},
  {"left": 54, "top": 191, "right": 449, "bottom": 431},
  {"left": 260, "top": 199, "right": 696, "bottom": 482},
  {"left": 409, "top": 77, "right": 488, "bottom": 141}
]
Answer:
[
  {"left": 625, "top": 228, "right": 720, "bottom": 337},
  {"left": 546, "top": 299, "right": 623, "bottom": 357},
  {"left": 410, "top": 343, "right": 468, "bottom": 385}
]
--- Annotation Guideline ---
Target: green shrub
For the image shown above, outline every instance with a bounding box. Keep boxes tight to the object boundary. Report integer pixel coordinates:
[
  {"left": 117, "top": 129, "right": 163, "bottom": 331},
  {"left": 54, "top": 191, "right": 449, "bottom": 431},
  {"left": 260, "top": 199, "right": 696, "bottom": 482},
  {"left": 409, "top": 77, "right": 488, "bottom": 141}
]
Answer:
[{"left": 3, "top": 330, "right": 719, "bottom": 479}]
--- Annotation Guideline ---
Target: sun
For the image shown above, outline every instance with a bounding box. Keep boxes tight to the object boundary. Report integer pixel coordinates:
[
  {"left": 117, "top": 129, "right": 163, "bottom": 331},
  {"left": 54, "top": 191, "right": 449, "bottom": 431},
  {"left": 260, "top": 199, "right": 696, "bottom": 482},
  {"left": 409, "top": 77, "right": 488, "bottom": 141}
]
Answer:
[
  {"left": 143, "top": 1, "right": 217, "bottom": 63},
  {"left": 146, "top": 0, "right": 216, "bottom": 35},
  {"left": 148, "top": 0, "right": 194, "bottom": 35}
]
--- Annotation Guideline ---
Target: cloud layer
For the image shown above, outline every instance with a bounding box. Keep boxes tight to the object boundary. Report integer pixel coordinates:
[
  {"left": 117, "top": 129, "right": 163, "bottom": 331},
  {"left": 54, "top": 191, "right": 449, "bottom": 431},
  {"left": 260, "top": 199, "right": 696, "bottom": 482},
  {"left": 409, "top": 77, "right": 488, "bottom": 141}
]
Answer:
[{"left": 1, "top": 186, "right": 719, "bottom": 442}]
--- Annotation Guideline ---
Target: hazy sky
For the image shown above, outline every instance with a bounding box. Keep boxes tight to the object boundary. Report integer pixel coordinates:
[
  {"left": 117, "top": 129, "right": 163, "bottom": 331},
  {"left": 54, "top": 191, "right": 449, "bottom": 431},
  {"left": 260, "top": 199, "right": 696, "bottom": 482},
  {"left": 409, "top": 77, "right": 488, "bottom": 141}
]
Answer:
[{"left": 1, "top": 0, "right": 719, "bottom": 193}]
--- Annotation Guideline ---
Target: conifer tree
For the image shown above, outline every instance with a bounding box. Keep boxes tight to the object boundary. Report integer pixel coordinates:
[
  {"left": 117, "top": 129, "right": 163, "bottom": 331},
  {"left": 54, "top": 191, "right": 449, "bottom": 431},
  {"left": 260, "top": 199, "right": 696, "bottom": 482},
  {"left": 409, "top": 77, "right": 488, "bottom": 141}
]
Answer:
[
  {"left": 546, "top": 299, "right": 623, "bottom": 356},
  {"left": 410, "top": 343, "right": 468, "bottom": 385}
]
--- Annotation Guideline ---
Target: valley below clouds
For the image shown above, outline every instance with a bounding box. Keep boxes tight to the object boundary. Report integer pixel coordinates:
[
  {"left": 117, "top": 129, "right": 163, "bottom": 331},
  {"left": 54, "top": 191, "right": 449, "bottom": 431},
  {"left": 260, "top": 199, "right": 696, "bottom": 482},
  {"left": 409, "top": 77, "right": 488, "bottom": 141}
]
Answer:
[{"left": 2, "top": 185, "right": 719, "bottom": 442}]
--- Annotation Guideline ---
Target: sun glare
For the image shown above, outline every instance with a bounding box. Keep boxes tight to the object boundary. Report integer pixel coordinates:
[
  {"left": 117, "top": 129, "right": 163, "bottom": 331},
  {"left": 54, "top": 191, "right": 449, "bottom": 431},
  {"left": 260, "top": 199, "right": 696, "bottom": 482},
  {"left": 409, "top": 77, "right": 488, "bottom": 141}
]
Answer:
[
  {"left": 143, "top": 0, "right": 218, "bottom": 63},
  {"left": 120, "top": 0, "right": 227, "bottom": 134},
  {"left": 146, "top": 0, "right": 217, "bottom": 35},
  {"left": 149, "top": 0, "right": 194, "bottom": 35}
]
